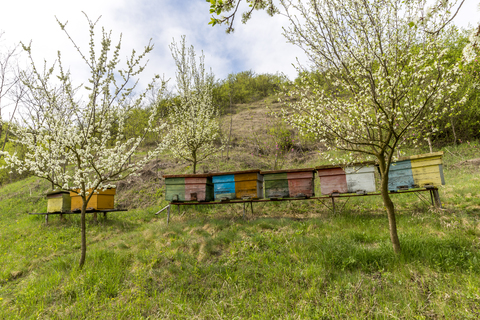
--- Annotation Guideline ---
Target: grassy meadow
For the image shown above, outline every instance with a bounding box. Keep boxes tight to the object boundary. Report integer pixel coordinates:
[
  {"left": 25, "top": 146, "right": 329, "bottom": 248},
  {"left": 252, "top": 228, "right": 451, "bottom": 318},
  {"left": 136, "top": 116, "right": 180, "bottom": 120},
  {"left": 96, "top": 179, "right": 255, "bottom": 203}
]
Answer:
[{"left": 1, "top": 129, "right": 480, "bottom": 318}]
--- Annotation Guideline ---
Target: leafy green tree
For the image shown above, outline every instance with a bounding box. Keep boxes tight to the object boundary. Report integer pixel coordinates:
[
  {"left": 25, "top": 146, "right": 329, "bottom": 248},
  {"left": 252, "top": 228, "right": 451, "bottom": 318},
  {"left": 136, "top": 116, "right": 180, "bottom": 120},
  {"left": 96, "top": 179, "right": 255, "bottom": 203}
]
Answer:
[{"left": 429, "top": 27, "right": 480, "bottom": 145}]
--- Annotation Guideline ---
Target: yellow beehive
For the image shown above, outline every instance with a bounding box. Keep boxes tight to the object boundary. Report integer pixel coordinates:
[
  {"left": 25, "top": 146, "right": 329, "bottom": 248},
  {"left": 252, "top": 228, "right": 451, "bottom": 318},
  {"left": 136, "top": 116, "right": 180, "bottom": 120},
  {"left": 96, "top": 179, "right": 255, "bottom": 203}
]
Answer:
[
  {"left": 70, "top": 188, "right": 116, "bottom": 211},
  {"left": 409, "top": 151, "right": 445, "bottom": 187},
  {"left": 234, "top": 171, "right": 263, "bottom": 199},
  {"left": 46, "top": 191, "right": 71, "bottom": 213}
]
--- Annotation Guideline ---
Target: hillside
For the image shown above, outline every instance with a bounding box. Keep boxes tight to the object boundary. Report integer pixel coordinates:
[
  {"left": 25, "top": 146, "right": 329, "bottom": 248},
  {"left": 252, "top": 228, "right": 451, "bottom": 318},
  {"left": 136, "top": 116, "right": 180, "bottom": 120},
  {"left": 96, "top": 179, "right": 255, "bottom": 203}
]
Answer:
[{"left": 1, "top": 99, "right": 480, "bottom": 319}]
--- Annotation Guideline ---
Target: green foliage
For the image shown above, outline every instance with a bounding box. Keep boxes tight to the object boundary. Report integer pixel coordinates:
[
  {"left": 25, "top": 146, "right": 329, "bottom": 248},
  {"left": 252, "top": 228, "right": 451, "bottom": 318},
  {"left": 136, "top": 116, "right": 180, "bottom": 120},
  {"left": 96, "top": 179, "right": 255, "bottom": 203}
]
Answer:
[
  {"left": 212, "top": 71, "right": 287, "bottom": 114},
  {"left": 122, "top": 99, "right": 171, "bottom": 148},
  {"left": 0, "top": 121, "right": 30, "bottom": 186},
  {"left": 429, "top": 28, "right": 480, "bottom": 145},
  {"left": 206, "top": 0, "right": 278, "bottom": 33}
]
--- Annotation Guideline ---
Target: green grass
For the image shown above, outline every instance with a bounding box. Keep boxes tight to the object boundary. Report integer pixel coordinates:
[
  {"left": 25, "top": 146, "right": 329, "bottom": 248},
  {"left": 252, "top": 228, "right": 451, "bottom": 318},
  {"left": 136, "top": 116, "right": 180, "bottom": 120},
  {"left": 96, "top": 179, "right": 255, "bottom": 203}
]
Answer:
[{"left": 0, "top": 143, "right": 480, "bottom": 319}]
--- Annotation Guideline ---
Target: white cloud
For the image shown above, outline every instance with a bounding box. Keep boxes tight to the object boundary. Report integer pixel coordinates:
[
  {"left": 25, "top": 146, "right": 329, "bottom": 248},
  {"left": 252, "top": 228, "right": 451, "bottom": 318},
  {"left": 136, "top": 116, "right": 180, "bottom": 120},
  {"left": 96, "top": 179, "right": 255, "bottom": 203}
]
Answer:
[
  {"left": 0, "top": 0, "right": 478, "bottom": 115},
  {"left": 1, "top": 1, "right": 306, "bottom": 84}
]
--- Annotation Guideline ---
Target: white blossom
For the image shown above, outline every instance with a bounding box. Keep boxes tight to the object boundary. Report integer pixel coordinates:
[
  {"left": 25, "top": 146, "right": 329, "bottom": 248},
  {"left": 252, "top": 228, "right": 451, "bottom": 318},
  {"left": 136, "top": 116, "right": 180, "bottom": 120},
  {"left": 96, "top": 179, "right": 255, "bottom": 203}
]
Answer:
[
  {"left": 163, "top": 36, "right": 220, "bottom": 174},
  {"left": 2, "top": 19, "right": 167, "bottom": 217},
  {"left": 281, "top": 0, "right": 461, "bottom": 163},
  {"left": 279, "top": 0, "right": 462, "bottom": 253},
  {"left": 463, "top": 26, "right": 480, "bottom": 63},
  {"left": 0, "top": 15, "right": 168, "bottom": 267}
]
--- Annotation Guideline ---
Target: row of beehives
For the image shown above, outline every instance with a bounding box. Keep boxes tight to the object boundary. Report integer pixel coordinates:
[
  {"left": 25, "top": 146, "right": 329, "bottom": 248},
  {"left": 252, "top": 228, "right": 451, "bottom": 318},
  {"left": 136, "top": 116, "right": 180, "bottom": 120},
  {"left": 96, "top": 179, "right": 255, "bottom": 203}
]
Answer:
[
  {"left": 164, "top": 151, "right": 445, "bottom": 202},
  {"left": 46, "top": 189, "right": 116, "bottom": 213}
]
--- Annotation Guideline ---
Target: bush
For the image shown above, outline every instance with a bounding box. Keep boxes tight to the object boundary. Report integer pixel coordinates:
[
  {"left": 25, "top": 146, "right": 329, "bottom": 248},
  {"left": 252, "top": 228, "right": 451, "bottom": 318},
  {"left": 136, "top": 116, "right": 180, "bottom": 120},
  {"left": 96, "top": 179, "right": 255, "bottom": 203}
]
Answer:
[{"left": 212, "top": 71, "right": 288, "bottom": 114}]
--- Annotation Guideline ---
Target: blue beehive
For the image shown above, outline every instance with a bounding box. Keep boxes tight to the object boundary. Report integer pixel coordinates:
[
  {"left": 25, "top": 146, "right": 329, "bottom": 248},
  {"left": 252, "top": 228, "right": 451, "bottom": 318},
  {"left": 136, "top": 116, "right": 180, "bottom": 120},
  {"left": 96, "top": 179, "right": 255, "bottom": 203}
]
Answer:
[
  {"left": 212, "top": 174, "right": 236, "bottom": 200},
  {"left": 211, "top": 170, "right": 263, "bottom": 200},
  {"left": 388, "top": 159, "right": 415, "bottom": 191}
]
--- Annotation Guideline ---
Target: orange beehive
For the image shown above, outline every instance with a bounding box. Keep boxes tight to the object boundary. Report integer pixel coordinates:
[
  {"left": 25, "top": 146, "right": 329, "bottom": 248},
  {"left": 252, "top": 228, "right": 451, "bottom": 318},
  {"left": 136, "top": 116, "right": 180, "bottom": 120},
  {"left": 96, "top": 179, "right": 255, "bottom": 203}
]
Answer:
[{"left": 70, "top": 188, "right": 116, "bottom": 211}]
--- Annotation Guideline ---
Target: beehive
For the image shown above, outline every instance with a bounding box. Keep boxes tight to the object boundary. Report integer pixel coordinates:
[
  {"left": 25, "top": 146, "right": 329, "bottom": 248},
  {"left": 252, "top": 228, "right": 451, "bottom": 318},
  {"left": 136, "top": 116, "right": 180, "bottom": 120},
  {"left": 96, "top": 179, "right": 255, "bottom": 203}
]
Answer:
[
  {"left": 344, "top": 162, "right": 376, "bottom": 193},
  {"left": 211, "top": 170, "right": 263, "bottom": 200},
  {"left": 387, "top": 159, "right": 415, "bottom": 191},
  {"left": 387, "top": 152, "right": 445, "bottom": 191},
  {"left": 410, "top": 152, "right": 445, "bottom": 188},
  {"left": 164, "top": 174, "right": 214, "bottom": 202},
  {"left": 316, "top": 162, "right": 376, "bottom": 195},
  {"left": 70, "top": 188, "right": 116, "bottom": 211},
  {"left": 261, "top": 168, "right": 315, "bottom": 198},
  {"left": 212, "top": 174, "right": 236, "bottom": 200},
  {"left": 46, "top": 190, "right": 71, "bottom": 213},
  {"left": 316, "top": 165, "right": 348, "bottom": 195}
]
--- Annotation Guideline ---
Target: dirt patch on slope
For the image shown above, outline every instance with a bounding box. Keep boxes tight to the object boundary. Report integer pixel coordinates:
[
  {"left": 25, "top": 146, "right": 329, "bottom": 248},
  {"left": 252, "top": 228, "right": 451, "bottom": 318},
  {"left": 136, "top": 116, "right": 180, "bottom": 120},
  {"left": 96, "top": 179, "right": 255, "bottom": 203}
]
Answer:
[
  {"left": 451, "top": 158, "right": 480, "bottom": 168},
  {"left": 115, "top": 159, "right": 176, "bottom": 209}
]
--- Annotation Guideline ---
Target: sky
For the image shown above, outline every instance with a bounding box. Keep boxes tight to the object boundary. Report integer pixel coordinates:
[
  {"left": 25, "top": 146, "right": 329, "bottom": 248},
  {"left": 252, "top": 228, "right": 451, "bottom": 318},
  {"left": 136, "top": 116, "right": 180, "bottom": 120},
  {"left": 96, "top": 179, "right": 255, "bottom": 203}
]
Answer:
[
  {"left": 0, "top": 0, "right": 307, "bottom": 90},
  {"left": 0, "top": 0, "right": 479, "bottom": 105}
]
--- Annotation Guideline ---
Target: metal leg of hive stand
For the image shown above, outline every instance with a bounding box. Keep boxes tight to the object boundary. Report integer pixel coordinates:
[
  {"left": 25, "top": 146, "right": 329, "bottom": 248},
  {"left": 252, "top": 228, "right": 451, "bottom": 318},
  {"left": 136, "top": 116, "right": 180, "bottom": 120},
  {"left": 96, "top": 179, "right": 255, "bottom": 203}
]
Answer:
[
  {"left": 429, "top": 190, "right": 434, "bottom": 206},
  {"left": 250, "top": 202, "right": 254, "bottom": 215},
  {"left": 433, "top": 189, "right": 442, "bottom": 208},
  {"left": 331, "top": 197, "right": 336, "bottom": 214},
  {"left": 45, "top": 214, "right": 49, "bottom": 225},
  {"left": 167, "top": 205, "right": 171, "bottom": 224},
  {"left": 243, "top": 203, "right": 246, "bottom": 220}
]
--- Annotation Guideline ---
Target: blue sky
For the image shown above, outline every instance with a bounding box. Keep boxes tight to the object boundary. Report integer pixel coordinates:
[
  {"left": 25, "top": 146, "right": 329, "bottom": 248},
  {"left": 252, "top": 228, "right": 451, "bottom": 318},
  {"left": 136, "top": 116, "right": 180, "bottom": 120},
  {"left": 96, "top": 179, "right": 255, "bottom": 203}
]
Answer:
[
  {"left": 1, "top": 0, "right": 479, "bottom": 96},
  {"left": 0, "top": 0, "right": 306, "bottom": 90}
]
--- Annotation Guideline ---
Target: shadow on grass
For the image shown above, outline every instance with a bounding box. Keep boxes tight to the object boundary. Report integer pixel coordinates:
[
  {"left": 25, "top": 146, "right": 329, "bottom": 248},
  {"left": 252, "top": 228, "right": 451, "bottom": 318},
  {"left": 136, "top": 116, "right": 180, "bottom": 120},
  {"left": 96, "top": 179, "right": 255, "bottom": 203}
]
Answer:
[
  {"left": 319, "top": 234, "right": 480, "bottom": 274},
  {"left": 163, "top": 212, "right": 480, "bottom": 276},
  {"left": 33, "top": 212, "right": 141, "bottom": 232}
]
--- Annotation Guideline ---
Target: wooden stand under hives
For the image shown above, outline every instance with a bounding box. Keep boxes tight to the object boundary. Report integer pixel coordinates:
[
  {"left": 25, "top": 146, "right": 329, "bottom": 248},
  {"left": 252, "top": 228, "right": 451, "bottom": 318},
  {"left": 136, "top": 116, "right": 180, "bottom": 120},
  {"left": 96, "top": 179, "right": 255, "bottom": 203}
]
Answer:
[{"left": 30, "top": 188, "right": 127, "bottom": 225}]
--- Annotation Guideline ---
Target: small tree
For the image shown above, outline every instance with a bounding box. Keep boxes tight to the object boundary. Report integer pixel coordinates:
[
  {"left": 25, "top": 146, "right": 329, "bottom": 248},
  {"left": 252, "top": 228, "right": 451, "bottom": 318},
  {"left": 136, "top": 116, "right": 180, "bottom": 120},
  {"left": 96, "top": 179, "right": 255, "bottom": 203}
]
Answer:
[
  {"left": 1, "top": 15, "right": 166, "bottom": 268},
  {"left": 0, "top": 32, "right": 23, "bottom": 152},
  {"left": 279, "top": 0, "right": 461, "bottom": 253},
  {"left": 166, "top": 36, "right": 220, "bottom": 174}
]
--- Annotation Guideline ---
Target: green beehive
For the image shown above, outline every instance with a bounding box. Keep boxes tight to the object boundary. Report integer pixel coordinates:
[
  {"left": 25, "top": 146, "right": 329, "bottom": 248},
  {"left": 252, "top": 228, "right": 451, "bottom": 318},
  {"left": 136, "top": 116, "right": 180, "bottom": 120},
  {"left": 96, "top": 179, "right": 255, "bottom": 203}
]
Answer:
[
  {"left": 164, "top": 174, "right": 214, "bottom": 202},
  {"left": 46, "top": 190, "right": 71, "bottom": 213}
]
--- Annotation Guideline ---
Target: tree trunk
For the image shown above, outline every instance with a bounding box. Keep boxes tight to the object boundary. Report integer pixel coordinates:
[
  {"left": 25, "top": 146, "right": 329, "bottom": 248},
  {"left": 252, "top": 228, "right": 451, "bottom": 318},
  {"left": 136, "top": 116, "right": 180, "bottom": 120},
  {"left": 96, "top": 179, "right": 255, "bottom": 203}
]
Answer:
[
  {"left": 0, "top": 122, "right": 3, "bottom": 150},
  {"left": 193, "top": 159, "right": 197, "bottom": 174},
  {"left": 226, "top": 92, "right": 233, "bottom": 160},
  {"left": 427, "top": 137, "right": 433, "bottom": 153},
  {"left": 451, "top": 120, "right": 457, "bottom": 146},
  {"left": 79, "top": 199, "right": 87, "bottom": 269},
  {"left": 378, "top": 157, "right": 401, "bottom": 254}
]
